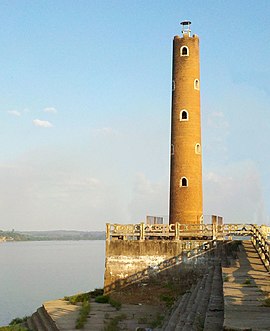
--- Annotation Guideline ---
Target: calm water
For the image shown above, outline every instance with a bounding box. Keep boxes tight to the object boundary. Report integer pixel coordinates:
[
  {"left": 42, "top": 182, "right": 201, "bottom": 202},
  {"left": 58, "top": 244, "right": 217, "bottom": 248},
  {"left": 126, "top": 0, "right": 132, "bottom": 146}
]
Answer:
[{"left": 0, "top": 240, "right": 105, "bottom": 326}]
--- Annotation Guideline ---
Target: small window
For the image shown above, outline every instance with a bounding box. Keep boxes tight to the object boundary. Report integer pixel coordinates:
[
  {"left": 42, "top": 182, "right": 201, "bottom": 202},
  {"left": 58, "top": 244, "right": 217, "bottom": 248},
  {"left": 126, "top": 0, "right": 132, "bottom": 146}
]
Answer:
[
  {"left": 195, "top": 143, "right": 201, "bottom": 154},
  {"left": 180, "top": 177, "right": 188, "bottom": 187},
  {"left": 171, "top": 144, "right": 174, "bottom": 155},
  {"left": 172, "top": 80, "right": 175, "bottom": 91},
  {"left": 194, "top": 79, "right": 200, "bottom": 90},
  {"left": 180, "top": 109, "right": 189, "bottom": 121},
  {"left": 180, "top": 46, "right": 189, "bottom": 56}
]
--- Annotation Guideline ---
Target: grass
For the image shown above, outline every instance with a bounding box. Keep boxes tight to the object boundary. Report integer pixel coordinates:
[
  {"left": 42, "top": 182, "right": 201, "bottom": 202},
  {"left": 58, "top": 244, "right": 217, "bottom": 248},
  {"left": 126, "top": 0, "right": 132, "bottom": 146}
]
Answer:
[
  {"left": 9, "top": 318, "right": 28, "bottom": 326},
  {"left": 223, "top": 274, "right": 229, "bottom": 282},
  {"left": 64, "top": 293, "right": 91, "bottom": 305},
  {"left": 0, "top": 317, "right": 29, "bottom": 331},
  {"left": 137, "top": 316, "right": 148, "bottom": 324},
  {"left": 75, "top": 300, "right": 91, "bottom": 329},
  {"left": 262, "top": 297, "right": 270, "bottom": 307},
  {"left": 0, "top": 326, "right": 28, "bottom": 331},
  {"left": 64, "top": 288, "right": 104, "bottom": 305},
  {"left": 160, "top": 294, "right": 174, "bottom": 307},
  {"left": 104, "top": 314, "right": 126, "bottom": 331},
  {"left": 243, "top": 278, "right": 252, "bottom": 285},
  {"left": 149, "top": 313, "right": 164, "bottom": 328},
  {"left": 94, "top": 295, "right": 122, "bottom": 310}
]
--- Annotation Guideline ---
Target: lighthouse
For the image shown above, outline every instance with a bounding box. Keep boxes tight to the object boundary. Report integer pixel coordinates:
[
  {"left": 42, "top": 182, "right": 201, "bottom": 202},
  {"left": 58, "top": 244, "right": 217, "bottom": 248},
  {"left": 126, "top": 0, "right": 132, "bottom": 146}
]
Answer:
[{"left": 169, "top": 21, "right": 203, "bottom": 225}]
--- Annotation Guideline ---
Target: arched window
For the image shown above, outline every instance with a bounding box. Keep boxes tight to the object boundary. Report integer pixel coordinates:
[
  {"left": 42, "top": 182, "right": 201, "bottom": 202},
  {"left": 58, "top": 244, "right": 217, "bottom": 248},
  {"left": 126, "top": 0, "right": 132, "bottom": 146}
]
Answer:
[
  {"left": 180, "top": 109, "right": 189, "bottom": 121},
  {"left": 180, "top": 177, "right": 188, "bottom": 187},
  {"left": 194, "top": 79, "right": 200, "bottom": 90},
  {"left": 195, "top": 143, "right": 201, "bottom": 154},
  {"left": 180, "top": 46, "right": 189, "bottom": 56},
  {"left": 172, "top": 80, "right": 175, "bottom": 91},
  {"left": 171, "top": 144, "right": 174, "bottom": 155}
]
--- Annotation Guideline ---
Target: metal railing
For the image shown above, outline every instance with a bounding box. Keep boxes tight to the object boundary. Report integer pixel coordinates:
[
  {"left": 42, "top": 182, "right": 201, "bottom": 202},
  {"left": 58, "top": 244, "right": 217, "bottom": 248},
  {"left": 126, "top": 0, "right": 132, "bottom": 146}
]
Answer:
[{"left": 250, "top": 224, "right": 270, "bottom": 272}]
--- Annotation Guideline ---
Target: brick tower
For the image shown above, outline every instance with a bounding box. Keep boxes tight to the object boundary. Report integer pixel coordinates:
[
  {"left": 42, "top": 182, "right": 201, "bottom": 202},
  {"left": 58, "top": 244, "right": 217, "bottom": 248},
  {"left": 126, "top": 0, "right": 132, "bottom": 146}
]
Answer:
[{"left": 169, "top": 21, "right": 203, "bottom": 225}]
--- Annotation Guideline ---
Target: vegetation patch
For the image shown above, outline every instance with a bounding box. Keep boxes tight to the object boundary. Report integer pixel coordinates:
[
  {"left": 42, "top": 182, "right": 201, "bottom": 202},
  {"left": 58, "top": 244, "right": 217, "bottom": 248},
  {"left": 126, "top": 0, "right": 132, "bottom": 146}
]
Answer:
[
  {"left": 64, "top": 292, "right": 91, "bottom": 305},
  {"left": 160, "top": 294, "right": 174, "bottom": 307},
  {"left": 0, "top": 326, "right": 28, "bottom": 331},
  {"left": 94, "top": 295, "right": 121, "bottom": 310},
  {"left": 149, "top": 313, "right": 164, "bottom": 328},
  {"left": 104, "top": 314, "right": 126, "bottom": 331},
  {"left": 65, "top": 288, "right": 104, "bottom": 305},
  {"left": 9, "top": 317, "right": 28, "bottom": 326},
  {"left": 75, "top": 300, "right": 90, "bottom": 329},
  {"left": 243, "top": 278, "right": 251, "bottom": 285},
  {"left": 223, "top": 274, "right": 229, "bottom": 282},
  {"left": 262, "top": 297, "right": 270, "bottom": 307}
]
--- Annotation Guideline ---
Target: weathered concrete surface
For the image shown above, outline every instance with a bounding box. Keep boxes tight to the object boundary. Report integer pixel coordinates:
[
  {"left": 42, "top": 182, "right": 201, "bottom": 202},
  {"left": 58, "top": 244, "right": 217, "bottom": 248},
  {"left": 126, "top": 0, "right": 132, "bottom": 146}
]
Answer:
[
  {"left": 104, "top": 240, "right": 184, "bottom": 289},
  {"left": 44, "top": 299, "right": 80, "bottom": 330},
  {"left": 43, "top": 298, "right": 164, "bottom": 331},
  {"left": 223, "top": 241, "right": 270, "bottom": 331}
]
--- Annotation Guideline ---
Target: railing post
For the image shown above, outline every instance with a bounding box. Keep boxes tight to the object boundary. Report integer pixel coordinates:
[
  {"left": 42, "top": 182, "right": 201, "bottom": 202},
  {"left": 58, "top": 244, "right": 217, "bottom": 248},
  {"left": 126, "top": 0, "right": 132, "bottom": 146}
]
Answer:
[
  {"left": 212, "top": 215, "right": 217, "bottom": 240},
  {"left": 140, "top": 222, "right": 145, "bottom": 241},
  {"left": 175, "top": 222, "right": 179, "bottom": 240},
  {"left": 106, "top": 223, "right": 111, "bottom": 241}
]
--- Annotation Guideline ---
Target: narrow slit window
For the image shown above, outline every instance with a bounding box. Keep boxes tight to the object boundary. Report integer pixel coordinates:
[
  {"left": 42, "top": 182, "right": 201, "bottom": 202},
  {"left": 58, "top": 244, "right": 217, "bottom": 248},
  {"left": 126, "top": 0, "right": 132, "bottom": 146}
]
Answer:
[
  {"left": 172, "top": 80, "right": 175, "bottom": 91},
  {"left": 195, "top": 143, "right": 201, "bottom": 154},
  {"left": 180, "top": 46, "right": 189, "bottom": 56},
  {"left": 180, "top": 177, "right": 188, "bottom": 187},
  {"left": 194, "top": 79, "right": 200, "bottom": 90},
  {"left": 171, "top": 144, "right": 174, "bottom": 155},
  {"left": 180, "top": 109, "right": 189, "bottom": 121}
]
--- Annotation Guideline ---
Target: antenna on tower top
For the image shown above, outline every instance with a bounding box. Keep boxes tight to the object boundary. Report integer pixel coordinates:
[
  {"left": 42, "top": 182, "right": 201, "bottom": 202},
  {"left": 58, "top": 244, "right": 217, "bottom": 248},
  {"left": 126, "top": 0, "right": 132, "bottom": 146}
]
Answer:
[{"left": 180, "top": 20, "right": 191, "bottom": 36}]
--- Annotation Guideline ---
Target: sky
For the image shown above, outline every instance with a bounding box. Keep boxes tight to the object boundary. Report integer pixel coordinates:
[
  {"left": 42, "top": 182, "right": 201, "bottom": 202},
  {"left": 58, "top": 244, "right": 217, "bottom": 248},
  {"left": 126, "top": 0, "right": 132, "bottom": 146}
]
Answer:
[{"left": 1, "top": 0, "right": 270, "bottom": 231}]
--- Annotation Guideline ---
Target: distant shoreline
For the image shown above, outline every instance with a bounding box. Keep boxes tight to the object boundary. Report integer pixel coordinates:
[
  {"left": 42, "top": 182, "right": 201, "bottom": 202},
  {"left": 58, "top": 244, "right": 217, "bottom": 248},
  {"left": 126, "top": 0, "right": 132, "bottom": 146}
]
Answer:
[{"left": 0, "top": 230, "right": 106, "bottom": 242}]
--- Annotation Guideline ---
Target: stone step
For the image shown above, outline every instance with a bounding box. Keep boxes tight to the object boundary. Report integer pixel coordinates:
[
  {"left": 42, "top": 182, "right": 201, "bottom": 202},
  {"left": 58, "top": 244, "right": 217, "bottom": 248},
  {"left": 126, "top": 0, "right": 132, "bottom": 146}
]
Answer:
[
  {"left": 37, "top": 307, "right": 59, "bottom": 331},
  {"left": 26, "top": 316, "right": 35, "bottom": 331},
  {"left": 204, "top": 263, "right": 224, "bottom": 331},
  {"left": 26, "top": 306, "right": 59, "bottom": 331},
  {"left": 31, "top": 312, "right": 47, "bottom": 331},
  {"left": 162, "top": 292, "right": 190, "bottom": 330},
  {"left": 181, "top": 265, "right": 215, "bottom": 331},
  {"left": 175, "top": 276, "right": 205, "bottom": 330}
]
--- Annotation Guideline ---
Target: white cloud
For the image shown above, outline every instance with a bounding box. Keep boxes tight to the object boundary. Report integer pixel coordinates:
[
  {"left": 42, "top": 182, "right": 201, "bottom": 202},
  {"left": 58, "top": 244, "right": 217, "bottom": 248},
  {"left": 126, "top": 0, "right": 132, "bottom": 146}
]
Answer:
[
  {"left": 128, "top": 173, "right": 168, "bottom": 223},
  {"left": 93, "top": 127, "right": 119, "bottom": 137},
  {"left": 43, "top": 107, "right": 57, "bottom": 113},
  {"left": 206, "top": 111, "right": 229, "bottom": 131},
  {"left": 7, "top": 110, "right": 21, "bottom": 117},
  {"left": 203, "top": 160, "right": 267, "bottom": 224},
  {"left": 33, "top": 119, "right": 53, "bottom": 128}
]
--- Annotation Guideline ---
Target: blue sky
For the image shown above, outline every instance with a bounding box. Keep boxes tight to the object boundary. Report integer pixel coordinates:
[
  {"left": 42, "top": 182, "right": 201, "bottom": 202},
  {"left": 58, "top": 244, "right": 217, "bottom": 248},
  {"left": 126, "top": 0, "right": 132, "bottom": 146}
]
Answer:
[{"left": 1, "top": 0, "right": 270, "bottom": 230}]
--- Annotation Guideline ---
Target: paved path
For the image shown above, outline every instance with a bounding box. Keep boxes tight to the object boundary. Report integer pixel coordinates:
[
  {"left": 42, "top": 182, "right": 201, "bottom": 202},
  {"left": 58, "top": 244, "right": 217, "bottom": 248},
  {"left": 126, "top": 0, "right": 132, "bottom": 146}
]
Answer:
[
  {"left": 223, "top": 240, "right": 270, "bottom": 331},
  {"left": 43, "top": 298, "right": 163, "bottom": 330}
]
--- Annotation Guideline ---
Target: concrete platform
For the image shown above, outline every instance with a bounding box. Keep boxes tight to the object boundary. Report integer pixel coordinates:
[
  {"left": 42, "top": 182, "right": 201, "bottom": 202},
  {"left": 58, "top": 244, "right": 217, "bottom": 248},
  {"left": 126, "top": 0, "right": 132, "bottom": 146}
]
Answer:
[{"left": 223, "top": 241, "right": 270, "bottom": 331}]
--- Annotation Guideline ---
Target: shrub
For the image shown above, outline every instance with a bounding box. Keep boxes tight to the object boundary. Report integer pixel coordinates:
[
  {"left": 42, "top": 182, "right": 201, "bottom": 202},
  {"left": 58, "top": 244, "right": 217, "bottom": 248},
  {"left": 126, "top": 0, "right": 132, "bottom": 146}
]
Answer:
[
  {"left": 64, "top": 292, "right": 91, "bottom": 305},
  {"left": 9, "top": 317, "right": 28, "bottom": 326},
  {"left": 90, "top": 288, "right": 104, "bottom": 298},
  {"left": 95, "top": 295, "right": 110, "bottom": 303},
  {"left": 108, "top": 298, "right": 121, "bottom": 310}
]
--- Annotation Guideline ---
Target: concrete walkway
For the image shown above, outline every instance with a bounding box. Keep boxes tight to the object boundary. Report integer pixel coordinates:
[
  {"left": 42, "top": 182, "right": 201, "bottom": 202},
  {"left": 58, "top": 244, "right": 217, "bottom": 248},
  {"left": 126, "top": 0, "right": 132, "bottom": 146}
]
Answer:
[
  {"left": 43, "top": 298, "right": 163, "bottom": 330},
  {"left": 43, "top": 299, "right": 80, "bottom": 330},
  {"left": 223, "top": 240, "right": 270, "bottom": 331}
]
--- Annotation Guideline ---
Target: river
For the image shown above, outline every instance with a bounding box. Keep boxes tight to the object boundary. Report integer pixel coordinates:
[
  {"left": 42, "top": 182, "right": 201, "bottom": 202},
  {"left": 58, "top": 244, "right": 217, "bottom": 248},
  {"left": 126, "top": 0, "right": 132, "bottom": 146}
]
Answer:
[{"left": 0, "top": 240, "right": 105, "bottom": 326}]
